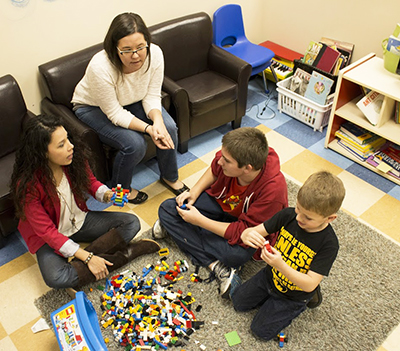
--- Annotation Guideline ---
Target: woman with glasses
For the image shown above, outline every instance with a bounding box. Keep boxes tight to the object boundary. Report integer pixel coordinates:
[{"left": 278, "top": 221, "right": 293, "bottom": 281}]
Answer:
[{"left": 72, "top": 12, "right": 188, "bottom": 204}]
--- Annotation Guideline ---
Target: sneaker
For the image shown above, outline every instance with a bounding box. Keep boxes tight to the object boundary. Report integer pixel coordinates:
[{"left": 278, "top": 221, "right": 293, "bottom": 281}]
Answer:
[
  {"left": 212, "top": 261, "right": 236, "bottom": 299},
  {"left": 307, "top": 285, "right": 323, "bottom": 309},
  {"left": 152, "top": 219, "right": 168, "bottom": 239}
]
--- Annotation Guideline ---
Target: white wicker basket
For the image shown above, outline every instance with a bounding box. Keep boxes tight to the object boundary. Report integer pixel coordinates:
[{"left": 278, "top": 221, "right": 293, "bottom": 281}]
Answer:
[{"left": 276, "top": 76, "right": 334, "bottom": 132}]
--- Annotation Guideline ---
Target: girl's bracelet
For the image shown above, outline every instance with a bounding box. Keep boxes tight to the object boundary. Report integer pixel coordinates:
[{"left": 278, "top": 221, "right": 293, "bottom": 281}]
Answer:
[
  {"left": 144, "top": 124, "right": 151, "bottom": 134},
  {"left": 84, "top": 252, "right": 94, "bottom": 265}
]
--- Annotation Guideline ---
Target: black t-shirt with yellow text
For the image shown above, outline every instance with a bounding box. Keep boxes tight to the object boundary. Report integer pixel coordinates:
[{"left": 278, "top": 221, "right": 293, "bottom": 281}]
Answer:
[{"left": 263, "top": 207, "right": 339, "bottom": 301}]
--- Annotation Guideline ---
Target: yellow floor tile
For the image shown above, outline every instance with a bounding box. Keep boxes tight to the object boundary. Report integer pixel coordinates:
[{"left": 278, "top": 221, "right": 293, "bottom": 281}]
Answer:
[
  {"left": 0, "top": 265, "right": 49, "bottom": 334},
  {"left": 0, "top": 252, "right": 36, "bottom": 284},
  {"left": 265, "top": 130, "right": 305, "bottom": 164},
  {"left": 281, "top": 149, "right": 343, "bottom": 184},
  {"left": 0, "top": 322, "right": 6, "bottom": 341},
  {"left": 360, "top": 194, "right": 400, "bottom": 244},
  {"left": 256, "top": 124, "right": 272, "bottom": 134},
  {"left": 132, "top": 190, "right": 175, "bottom": 226},
  {"left": 177, "top": 158, "right": 208, "bottom": 180},
  {"left": 10, "top": 317, "right": 58, "bottom": 351}
]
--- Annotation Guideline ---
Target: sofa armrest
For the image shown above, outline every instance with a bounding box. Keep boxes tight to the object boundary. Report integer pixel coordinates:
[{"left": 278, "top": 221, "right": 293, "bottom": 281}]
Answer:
[
  {"left": 162, "top": 77, "right": 190, "bottom": 152},
  {"left": 208, "top": 45, "right": 252, "bottom": 120},
  {"left": 40, "top": 97, "right": 109, "bottom": 182},
  {"left": 208, "top": 44, "right": 252, "bottom": 84}
]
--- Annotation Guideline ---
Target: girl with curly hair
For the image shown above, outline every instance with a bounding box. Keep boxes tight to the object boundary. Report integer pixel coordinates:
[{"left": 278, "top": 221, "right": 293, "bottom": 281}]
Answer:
[{"left": 10, "top": 115, "right": 160, "bottom": 290}]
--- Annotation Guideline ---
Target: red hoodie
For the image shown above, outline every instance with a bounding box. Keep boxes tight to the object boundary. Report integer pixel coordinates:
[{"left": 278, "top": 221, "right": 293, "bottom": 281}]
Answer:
[{"left": 206, "top": 147, "right": 288, "bottom": 248}]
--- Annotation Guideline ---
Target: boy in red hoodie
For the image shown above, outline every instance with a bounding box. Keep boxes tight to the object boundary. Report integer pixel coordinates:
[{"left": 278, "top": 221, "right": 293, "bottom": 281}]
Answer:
[{"left": 154, "top": 127, "right": 287, "bottom": 297}]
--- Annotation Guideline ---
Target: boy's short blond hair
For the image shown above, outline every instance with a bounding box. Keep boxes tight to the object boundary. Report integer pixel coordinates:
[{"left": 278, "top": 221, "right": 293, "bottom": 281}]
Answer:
[
  {"left": 222, "top": 127, "right": 268, "bottom": 170},
  {"left": 297, "top": 171, "right": 345, "bottom": 217}
]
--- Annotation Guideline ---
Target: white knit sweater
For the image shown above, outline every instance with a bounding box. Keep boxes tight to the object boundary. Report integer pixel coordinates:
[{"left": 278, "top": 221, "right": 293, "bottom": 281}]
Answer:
[{"left": 71, "top": 44, "right": 163, "bottom": 129}]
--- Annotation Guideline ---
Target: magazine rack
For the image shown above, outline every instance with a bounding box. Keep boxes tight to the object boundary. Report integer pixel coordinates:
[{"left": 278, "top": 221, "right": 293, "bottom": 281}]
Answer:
[{"left": 325, "top": 53, "right": 400, "bottom": 185}]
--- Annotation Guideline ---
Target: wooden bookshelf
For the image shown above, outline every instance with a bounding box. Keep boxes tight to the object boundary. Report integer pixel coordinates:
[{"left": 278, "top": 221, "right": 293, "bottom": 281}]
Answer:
[{"left": 325, "top": 53, "right": 400, "bottom": 185}]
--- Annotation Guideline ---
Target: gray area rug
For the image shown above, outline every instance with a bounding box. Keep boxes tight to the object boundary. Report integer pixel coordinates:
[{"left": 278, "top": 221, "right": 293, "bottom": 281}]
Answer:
[{"left": 35, "top": 178, "right": 400, "bottom": 351}]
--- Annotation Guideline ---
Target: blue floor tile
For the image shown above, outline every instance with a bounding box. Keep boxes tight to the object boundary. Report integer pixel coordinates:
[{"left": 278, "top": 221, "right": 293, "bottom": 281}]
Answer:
[
  {"left": 188, "top": 129, "right": 225, "bottom": 158},
  {"left": 132, "top": 161, "right": 160, "bottom": 189},
  {"left": 86, "top": 195, "right": 111, "bottom": 211},
  {"left": 387, "top": 185, "right": 400, "bottom": 201},
  {"left": 0, "top": 231, "right": 28, "bottom": 267},
  {"left": 274, "top": 118, "right": 326, "bottom": 148}
]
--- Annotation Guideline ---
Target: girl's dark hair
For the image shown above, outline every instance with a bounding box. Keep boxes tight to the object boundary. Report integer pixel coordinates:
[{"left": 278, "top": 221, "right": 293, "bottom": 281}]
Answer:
[
  {"left": 103, "top": 12, "right": 152, "bottom": 74},
  {"left": 10, "top": 115, "right": 91, "bottom": 220}
]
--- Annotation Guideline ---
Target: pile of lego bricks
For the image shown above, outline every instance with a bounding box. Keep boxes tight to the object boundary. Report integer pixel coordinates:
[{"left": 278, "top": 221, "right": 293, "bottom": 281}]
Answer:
[{"left": 99, "top": 256, "right": 205, "bottom": 350}]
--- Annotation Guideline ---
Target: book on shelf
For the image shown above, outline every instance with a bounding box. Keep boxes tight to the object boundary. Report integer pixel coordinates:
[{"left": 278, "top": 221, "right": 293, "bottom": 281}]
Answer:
[
  {"left": 312, "top": 43, "right": 341, "bottom": 73},
  {"left": 366, "top": 155, "right": 400, "bottom": 179},
  {"left": 339, "top": 121, "right": 383, "bottom": 145},
  {"left": 303, "top": 41, "right": 323, "bottom": 65},
  {"left": 356, "top": 90, "right": 384, "bottom": 126},
  {"left": 319, "top": 37, "right": 354, "bottom": 67},
  {"left": 372, "top": 142, "right": 400, "bottom": 176},
  {"left": 394, "top": 100, "right": 400, "bottom": 124},
  {"left": 335, "top": 130, "right": 386, "bottom": 153},
  {"left": 337, "top": 140, "right": 374, "bottom": 161},
  {"left": 289, "top": 68, "right": 311, "bottom": 96},
  {"left": 304, "top": 71, "right": 334, "bottom": 105}
]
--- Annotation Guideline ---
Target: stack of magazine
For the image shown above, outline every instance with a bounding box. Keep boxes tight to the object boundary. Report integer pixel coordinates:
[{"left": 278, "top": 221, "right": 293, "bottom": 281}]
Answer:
[
  {"left": 366, "top": 142, "right": 400, "bottom": 180},
  {"left": 335, "top": 121, "right": 386, "bottom": 161}
]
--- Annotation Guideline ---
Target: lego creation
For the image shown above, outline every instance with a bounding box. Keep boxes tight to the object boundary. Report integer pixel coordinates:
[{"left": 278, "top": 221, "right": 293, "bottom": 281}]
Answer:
[{"left": 111, "top": 184, "right": 129, "bottom": 207}]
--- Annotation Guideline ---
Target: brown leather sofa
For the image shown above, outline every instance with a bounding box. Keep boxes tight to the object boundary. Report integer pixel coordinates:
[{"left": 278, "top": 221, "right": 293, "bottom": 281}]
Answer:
[
  {"left": 0, "top": 75, "right": 35, "bottom": 247},
  {"left": 39, "top": 44, "right": 168, "bottom": 183},
  {"left": 149, "top": 12, "right": 252, "bottom": 153},
  {"left": 38, "top": 11, "right": 251, "bottom": 181}
]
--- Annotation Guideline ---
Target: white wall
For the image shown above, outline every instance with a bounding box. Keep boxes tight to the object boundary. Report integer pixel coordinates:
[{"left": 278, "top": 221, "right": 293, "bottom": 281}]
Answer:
[{"left": 1, "top": 0, "right": 399, "bottom": 114}]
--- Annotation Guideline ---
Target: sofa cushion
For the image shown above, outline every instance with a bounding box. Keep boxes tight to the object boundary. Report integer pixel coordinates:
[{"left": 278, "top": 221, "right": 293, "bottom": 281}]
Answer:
[{"left": 177, "top": 71, "right": 237, "bottom": 116}]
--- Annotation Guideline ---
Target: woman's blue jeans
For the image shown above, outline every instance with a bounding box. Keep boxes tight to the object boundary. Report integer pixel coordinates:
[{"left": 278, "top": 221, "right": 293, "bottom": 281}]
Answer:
[
  {"left": 36, "top": 211, "right": 140, "bottom": 289},
  {"left": 75, "top": 102, "right": 179, "bottom": 190}
]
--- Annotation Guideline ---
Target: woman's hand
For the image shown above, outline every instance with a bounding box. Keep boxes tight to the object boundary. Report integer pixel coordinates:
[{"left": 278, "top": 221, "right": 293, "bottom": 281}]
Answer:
[
  {"left": 148, "top": 120, "right": 174, "bottom": 150},
  {"left": 87, "top": 255, "right": 113, "bottom": 281}
]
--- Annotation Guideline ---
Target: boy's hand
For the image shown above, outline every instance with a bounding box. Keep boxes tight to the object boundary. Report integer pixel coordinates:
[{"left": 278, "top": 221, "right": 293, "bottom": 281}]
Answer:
[
  {"left": 176, "top": 204, "right": 202, "bottom": 225},
  {"left": 241, "top": 228, "right": 265, "bottom": 249},
  {"left": 260, "top": 246, "right": 283, "bottom": 269},
  {"left": 176, "top": 191, "right": 195, "bottom": 207}
]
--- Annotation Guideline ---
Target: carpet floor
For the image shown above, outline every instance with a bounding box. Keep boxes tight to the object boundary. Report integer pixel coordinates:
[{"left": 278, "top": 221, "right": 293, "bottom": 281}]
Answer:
[{"left": 35, "top": 178, "right": 400, "bottom": 351}]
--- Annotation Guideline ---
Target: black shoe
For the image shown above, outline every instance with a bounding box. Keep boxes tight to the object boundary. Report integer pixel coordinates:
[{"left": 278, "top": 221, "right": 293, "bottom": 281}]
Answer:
[
  {"left": 307, "top": 285, "right": 323, "bottom": 309},
  {"left": 128, "top": 190, "right": 148, "bottom": 204},
  {"left": 160, "top": 177, "right": 189, "bottom": 196}
]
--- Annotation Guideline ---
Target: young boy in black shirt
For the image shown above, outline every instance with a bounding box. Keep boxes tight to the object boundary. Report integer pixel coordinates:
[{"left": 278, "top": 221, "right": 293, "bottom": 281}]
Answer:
[{"left": 231, "top": 171, "right": 346, "bottom": 340}]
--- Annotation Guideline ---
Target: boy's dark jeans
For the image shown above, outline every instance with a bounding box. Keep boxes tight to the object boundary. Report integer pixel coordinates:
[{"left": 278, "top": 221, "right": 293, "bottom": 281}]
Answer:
[
  {"left": 231, "top": 267, "right": 310, "bottom": 341},
  {"left": 159, "top": 192, "right": 255, "bottom": 268}
]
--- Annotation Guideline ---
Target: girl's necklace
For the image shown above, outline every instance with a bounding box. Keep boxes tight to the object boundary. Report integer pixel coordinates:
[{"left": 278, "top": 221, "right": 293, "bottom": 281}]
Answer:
[{"left": 57, "top": 189, "right": 77, "bottom": 229}]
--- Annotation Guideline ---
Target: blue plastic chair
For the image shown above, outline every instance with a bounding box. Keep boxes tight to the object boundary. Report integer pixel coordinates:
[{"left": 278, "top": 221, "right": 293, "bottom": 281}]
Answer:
[{"left": 213, "top": 4, "right": 277, "bottom": 92}]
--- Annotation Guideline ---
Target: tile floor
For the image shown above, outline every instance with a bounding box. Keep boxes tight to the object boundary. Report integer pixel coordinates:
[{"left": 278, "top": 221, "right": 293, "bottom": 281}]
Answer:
[{"left": 0, "top": 77, "right": 399, "bottom": 350}]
